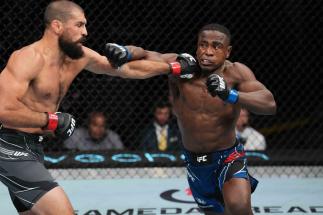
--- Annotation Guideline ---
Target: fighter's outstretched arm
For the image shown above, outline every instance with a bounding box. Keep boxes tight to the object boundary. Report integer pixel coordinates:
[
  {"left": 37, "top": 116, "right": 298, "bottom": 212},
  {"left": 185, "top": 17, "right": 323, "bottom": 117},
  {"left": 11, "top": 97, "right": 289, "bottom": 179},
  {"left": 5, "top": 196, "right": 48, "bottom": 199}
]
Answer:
[
  {"left": 0, "top": 49, "right": 48, "bottom": 128},
  {"left": 104, "top": 43, "right": 178, "bottom": 65},
  {"left": 116, "top": 50, "right": 181, "bottom": 79},
  {"left": 118, "top": 60, "right": 171, "bottom": 79},
  {"left": 84, "top": 46, "right": 196, "bottom": 79}
]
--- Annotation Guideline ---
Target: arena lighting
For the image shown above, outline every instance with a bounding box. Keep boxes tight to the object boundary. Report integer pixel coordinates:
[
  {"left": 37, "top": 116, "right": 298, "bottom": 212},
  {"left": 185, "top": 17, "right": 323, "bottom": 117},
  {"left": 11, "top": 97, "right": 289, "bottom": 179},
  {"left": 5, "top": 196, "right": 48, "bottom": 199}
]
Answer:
[{"left": 44, "top": 152, "right": 268, "bottom": 164}]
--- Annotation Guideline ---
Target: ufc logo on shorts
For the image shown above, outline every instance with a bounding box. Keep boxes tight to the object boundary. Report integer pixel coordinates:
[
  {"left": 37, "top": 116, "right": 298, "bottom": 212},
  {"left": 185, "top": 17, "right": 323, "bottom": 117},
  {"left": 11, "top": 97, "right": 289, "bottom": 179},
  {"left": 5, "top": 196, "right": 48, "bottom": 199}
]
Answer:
[
  {"left": 197, "top": 155, "right": 207, "bottom": 163},
  {"left": 13, "top": 151, "right": 29, "bottom": 157}
]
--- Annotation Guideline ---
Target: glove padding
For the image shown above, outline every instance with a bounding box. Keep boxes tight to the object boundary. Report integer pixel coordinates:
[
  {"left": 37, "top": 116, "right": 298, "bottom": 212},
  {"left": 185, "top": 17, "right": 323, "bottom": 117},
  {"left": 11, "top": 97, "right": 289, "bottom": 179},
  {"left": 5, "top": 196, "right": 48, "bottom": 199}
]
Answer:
[
  {"left": 206, "top": 74, "right": 239, "bottom": 104},
  {"left": 169, "top": 53, "right": 198, "bottom": 79},
  {"left": 44, "top": 112, "right": 76, "bottom": 140},
  {"left": 105, "top": 43, "right": 131, "bottom": 67}
]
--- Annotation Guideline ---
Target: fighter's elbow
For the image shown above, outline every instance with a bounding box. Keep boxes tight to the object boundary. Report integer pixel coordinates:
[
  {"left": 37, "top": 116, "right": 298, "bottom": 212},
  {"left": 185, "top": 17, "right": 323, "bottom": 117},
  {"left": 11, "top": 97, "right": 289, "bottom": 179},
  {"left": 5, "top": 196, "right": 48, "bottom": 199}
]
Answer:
[
  {"left": 262, "top": 91, "right": 277, "bottom": 115},
  {"left": 265, "top": 94, "right": 277, "bottom": 115},
  {"left": 254, "top": 97, "right": 277, "bottom": 115},
  {"left": 268, "top": 100, "right": 277, "bottom": 115}
]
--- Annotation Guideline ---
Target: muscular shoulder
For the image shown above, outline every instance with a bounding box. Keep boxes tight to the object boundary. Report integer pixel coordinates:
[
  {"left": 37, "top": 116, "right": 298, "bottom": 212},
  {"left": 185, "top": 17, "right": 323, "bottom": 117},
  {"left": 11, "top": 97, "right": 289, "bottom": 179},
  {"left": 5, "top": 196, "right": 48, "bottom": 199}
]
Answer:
[
  {"left": 6, "top": 45, "right": 45, "bottom": 80},
  {"left": 226, "top": 61, "right": 256, "bottom": 81},
  {"left": 82, "top": 46, "right": 102, "bottom": 62}
]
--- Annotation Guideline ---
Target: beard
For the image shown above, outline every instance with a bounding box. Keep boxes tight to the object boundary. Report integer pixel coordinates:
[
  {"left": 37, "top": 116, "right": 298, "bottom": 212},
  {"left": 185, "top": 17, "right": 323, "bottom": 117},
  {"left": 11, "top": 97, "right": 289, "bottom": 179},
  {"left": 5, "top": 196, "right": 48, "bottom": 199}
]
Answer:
[{"left": 58, "top": 35, "right": 85, "bottom": 59}]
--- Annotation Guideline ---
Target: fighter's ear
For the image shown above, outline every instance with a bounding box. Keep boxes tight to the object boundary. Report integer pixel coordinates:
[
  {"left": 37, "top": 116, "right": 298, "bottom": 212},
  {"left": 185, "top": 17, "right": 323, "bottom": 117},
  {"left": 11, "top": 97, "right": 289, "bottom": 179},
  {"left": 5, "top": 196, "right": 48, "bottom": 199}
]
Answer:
[
  {"left": 51, "top": 19, "right": 64, "bottom": 35},
  {"left": 226, "top": 46, "right": 232, "bottom": 58}
]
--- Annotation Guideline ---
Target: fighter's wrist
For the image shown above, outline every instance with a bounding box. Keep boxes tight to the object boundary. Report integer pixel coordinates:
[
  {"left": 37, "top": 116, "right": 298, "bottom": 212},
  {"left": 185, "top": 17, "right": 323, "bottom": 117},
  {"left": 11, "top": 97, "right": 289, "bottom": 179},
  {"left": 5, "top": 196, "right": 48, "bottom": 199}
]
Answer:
[
  {"left": 124, "top": 46, "right": 132, "bottom": 61},
  {"left": 225, "top": 89, "right": 239, "bottom": 104},
  {"left": 169, "top": 62, "right": 181, "bottom": 76},
  {"left": 43, "top": 112, "right": 58, "bottom": 131}
]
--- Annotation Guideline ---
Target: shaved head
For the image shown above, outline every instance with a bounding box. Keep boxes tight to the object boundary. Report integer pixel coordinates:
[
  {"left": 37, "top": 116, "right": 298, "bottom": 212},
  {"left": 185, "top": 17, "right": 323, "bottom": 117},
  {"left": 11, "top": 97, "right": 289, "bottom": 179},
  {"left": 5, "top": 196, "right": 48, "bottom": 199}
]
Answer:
[{"left": 44, "top": 0, "right": 83, "bottom": 27}]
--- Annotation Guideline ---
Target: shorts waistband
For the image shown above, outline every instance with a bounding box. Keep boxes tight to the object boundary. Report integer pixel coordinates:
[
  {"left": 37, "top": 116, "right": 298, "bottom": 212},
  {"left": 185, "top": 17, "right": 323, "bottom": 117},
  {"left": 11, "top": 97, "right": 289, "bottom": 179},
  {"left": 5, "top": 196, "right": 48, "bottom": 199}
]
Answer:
[
  {"left": 183, "top": 139, "right": 244, "bottom": 165},
  {"left": 0, "top": 127, "right": 47, "bottom": 143}
]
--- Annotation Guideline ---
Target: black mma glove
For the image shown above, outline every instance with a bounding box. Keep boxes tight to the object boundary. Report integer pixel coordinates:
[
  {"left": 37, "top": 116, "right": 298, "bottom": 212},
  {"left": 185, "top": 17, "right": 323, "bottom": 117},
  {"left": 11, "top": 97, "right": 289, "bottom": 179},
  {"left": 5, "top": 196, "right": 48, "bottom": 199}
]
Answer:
[
  {"left": 44, "top": 112, "right": 76, "bottom": 140},
  {"left": 169, "top": 53, "right": 199, "bottom": 79},
  {"left": 206, "top": 74, "right": 239, "bottom": 104},
  {"left": 105, "top": 43, "right": 132, "bottom": 67}
]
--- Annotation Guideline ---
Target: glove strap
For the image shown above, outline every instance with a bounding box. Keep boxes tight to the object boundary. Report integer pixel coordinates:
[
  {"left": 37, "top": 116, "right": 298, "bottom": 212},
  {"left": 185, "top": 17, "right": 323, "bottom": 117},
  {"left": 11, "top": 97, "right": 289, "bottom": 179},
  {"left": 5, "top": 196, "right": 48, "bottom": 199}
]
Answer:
[
  {"left": 226, "top": 89, "right": 239, "bottom": 104},
  {"left": 124, "top": 46, "right": 132, "bottom": 61},
  {"left": 169, "top": 62, "right": 181, "bottom": 76},
  {"left": 45, "top": 112, "right": 58, "bottom": 131}
]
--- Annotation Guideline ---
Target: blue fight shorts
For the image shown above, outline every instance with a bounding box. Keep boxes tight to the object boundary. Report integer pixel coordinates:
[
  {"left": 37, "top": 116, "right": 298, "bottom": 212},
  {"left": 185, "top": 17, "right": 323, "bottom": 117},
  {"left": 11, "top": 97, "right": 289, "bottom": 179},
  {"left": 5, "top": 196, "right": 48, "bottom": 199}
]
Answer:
[{"left": 183, "top": 141, "right": 258, "bottom": 213}]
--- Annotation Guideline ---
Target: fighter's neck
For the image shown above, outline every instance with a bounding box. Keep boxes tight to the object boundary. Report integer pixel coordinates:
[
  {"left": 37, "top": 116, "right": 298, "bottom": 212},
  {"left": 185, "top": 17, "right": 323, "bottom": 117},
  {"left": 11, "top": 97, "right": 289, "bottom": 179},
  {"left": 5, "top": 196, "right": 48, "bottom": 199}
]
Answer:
[
  {"left": 212, "top": 63, "right": 225, "bottom": 76},
  {"left": 200, "top": 62, "right": 226, "bottom": 78},
  {"left": 39, "top": 32, "right": 66, "bottom": 64}
]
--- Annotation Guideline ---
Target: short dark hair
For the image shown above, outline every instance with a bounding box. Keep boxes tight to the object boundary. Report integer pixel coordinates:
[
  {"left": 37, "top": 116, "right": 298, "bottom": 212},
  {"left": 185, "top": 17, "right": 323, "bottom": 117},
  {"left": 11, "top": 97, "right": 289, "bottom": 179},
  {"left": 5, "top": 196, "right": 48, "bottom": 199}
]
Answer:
[
  {"left": 154, "top": 101, "right": 171, "bottom": 112},
  {"left": 44, "top": 0, "right": 83, "bottom": 27},
  {"left": 198, "top": 23, "right": 231, "bottom": 45},
  {"left": 88, "top": 111, "right": 106, "bottom": 124}
]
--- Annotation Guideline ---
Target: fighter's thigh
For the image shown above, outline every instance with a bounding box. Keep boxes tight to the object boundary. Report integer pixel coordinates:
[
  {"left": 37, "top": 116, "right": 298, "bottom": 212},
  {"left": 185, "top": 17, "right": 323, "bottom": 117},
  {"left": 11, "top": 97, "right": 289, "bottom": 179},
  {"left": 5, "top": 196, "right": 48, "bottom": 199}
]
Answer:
[
  {"left": 30, "top": 186, "right": 74, "bottom": 215},
  {"left": 222, "top": 178, "right": 252, "bottom": 215}
]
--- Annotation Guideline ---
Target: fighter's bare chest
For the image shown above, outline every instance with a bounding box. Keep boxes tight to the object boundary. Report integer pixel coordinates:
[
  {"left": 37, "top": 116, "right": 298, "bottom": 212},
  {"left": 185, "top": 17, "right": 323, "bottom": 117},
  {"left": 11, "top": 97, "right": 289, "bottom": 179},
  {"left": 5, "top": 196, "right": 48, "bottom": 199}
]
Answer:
[
  {"left": 31, "top": 67, "right": 75, "bottom": 102},
  {"left": 176, "top": 80, "right": 222, "bottom": 112},
  {"left": 180, "top": 80, "right": 208, "bottom": 100},
  {"left": 176, "top": 76, "right": 237, "bottom": 112}
]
